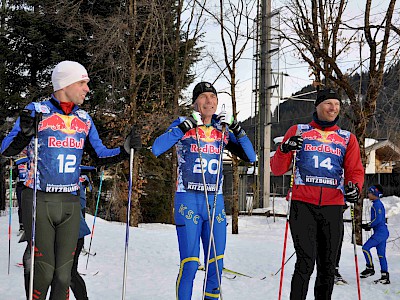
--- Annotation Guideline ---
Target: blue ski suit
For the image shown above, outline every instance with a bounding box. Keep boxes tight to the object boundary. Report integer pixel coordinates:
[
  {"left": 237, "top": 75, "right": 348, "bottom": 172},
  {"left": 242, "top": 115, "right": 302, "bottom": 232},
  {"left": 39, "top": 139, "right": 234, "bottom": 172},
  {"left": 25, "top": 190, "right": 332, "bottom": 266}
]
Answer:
[
  {"left": 1, "top": 96, "right": 128, "bottom": 300},
  {"left": 152, "top": 115, "right": 256, "bottom": 300},
  {"left": 362, "top": 199, "right": 389, "bottom": 272},
  {"left": 70, "top": 173, "right": 92, "bottom": 300},
  {"left": 15, "top": 153, "right": 29, "bottom": 226}
]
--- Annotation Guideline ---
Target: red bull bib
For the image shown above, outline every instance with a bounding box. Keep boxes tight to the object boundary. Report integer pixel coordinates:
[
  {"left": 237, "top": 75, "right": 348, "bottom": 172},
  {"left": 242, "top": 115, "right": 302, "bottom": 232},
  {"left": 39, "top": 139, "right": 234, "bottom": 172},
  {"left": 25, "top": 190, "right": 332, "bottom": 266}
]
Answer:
[
  {"left": 176, "top": 120, "right": 228, "bottom": 194},
  {"left": 294, "top": 124, "right": 350, "bottom": 191},
  {"left": 25, "top": 101, "right": 91, "bottom": 192}
]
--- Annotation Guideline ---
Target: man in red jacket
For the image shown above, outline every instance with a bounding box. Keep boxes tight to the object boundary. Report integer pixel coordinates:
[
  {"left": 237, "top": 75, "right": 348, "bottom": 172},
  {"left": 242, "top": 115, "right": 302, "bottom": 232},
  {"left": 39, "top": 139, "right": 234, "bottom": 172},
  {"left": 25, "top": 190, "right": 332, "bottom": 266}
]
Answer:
[{"left": 271, "top": 88, "right": 364, "bottom": 300}]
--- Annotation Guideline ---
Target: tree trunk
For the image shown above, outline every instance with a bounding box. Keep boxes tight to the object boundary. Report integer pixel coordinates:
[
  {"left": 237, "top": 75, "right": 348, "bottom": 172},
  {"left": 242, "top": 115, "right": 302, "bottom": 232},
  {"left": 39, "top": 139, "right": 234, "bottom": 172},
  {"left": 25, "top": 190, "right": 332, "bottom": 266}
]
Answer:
[
  {"left": 130, "top": 152, "right": 141, "bottom": 226},
  {"left": 231, "top": 157, "right": 239, "bottom": 234}
]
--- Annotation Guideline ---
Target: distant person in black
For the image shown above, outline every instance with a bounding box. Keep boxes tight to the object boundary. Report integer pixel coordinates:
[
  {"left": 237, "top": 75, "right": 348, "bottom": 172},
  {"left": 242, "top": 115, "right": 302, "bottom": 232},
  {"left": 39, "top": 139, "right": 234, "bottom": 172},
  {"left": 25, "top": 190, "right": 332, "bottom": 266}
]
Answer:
[{"left": 0, "top": 157, "right": 6, "bottom": 211}]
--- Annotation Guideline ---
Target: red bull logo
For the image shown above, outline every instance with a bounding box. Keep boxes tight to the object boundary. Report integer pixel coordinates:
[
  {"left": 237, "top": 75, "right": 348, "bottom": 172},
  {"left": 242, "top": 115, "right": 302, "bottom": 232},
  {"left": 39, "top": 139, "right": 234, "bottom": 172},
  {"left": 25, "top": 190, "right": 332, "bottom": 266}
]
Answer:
[
  {"left": 304, "top": 144, "right": 341, "bottom": 156},
  {"left": 39, "top": 113, "right": 90, "bottom": 135},
  {"left": 190, "top": 144, "right": 221, "bottom": 154},
  {"left": 326, "top": 133, "right": 347, "bottom": 147},
  {"left": 302, "top": 129, "right": 347, "bottom": 147},
  {"left": 70, "top": 117, "right": 89, "bottom": 135},
  {"left": 39, "top": 114, "right": 67, "bottom": 131},
  {"left": 181, "top": 128, "right": 206, "bottom": 141},
  {"left": 181, "top": 127, "right": 228, "bottom": 144},
  {"left": 48, "top": 136, "right": 84, "bottom": 149},
  {"left": 302, "top": 129, "right": 323, "bottom": 141}
]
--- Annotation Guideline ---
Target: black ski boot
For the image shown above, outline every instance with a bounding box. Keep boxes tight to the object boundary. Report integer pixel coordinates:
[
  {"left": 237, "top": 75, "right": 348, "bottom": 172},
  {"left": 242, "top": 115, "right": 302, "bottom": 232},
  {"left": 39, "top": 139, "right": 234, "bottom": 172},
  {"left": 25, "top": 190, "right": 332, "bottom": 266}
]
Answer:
[
  {"left": 360, "top": 265, "right": 375, "bottom": 278},
  {"left": 18, "top": 223, "right": 24, "bottom": 236},
  {"left": 374, "top": 271, "right": 390, "bottom": 284},
  {"left": 334, "top": 268, "right": 348, "bottom": 285}
]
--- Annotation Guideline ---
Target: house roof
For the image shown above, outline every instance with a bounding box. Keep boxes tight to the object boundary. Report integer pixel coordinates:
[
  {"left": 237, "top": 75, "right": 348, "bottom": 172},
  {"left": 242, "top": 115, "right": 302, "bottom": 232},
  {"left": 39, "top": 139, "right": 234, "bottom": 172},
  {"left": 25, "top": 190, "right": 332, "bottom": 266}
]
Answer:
[{"left": 365, "top": 139, "right": 400, "bottom": 161}]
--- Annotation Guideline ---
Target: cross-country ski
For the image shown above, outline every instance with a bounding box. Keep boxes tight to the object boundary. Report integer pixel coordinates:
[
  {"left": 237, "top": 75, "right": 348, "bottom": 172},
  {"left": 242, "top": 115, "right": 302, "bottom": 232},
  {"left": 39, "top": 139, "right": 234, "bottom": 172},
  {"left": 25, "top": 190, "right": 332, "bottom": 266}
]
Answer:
[
  {"left": 1, "top": 0, "right": 400, "bottom": 299},
  {"left": 2, "top": 196, "right": 400, "bottom": 299}
]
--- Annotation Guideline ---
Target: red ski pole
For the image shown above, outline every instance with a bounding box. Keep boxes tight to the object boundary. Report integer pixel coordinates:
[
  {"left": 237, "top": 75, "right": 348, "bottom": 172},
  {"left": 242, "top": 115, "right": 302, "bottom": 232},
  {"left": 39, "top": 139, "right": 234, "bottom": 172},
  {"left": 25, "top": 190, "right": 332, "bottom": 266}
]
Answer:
[
  {"left": 349, "top": 194, "right": 362, "bottom": 300},
  {"left": 278, "top": 151, "right": 297, "bottom": 300}
]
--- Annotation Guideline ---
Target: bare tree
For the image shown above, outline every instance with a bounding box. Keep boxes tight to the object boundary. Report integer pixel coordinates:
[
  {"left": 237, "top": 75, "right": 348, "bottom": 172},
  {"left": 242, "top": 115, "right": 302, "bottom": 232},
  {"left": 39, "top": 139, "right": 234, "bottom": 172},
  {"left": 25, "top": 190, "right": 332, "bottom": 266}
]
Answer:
[
  {"left": 161, "top": 0, "right": 206, "bottom": 222},
  {"left": 279, "top": 0, "right": 399, "bottom": 244},
  {"left": 200, "top": 0, "right": 257, "bottom": 234}
]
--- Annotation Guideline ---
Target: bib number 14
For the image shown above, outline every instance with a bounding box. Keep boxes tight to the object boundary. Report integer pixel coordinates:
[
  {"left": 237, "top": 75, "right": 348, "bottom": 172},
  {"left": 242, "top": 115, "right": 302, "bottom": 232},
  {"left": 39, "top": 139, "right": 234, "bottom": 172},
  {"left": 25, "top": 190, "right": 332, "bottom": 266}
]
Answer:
[{"left": 312, "top": 156, "right": 333, "bottom": 170}]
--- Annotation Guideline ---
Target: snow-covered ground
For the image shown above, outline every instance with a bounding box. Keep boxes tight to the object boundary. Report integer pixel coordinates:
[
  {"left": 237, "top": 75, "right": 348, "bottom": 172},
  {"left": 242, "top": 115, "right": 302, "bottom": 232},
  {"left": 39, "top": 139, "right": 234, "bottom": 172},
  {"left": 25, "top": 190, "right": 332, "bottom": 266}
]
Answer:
[{"left": 1, "top": 196, "right": 400, "bottom": 299}]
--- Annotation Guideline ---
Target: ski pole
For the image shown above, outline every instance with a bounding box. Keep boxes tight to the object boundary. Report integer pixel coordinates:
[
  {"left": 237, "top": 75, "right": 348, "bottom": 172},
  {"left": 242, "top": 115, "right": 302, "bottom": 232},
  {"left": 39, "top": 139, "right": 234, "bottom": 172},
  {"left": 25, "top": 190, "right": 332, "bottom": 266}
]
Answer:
[
  {"left": 29, "top": 112, "right": 42, "bottom": 300},
  {"left": 349, "top": 187, "right": 362, "bottom": 300},
  {"left": 273, "top": 251, "right": 295, "bottom": 276},
  {"left": 122, "top": 148, "right": 134, "bottom": 300},
  {"left": 8, "top": 159, "right": 13, "bottom": 275},
  {"left": 278, "top": 150, "right": 297, "bottom": 300},
  {"left": 201, "top": 124, "right": 226, "bottom": 300},
  {"left": 85, "top": 168, "right": 104, "bottom": 270}
]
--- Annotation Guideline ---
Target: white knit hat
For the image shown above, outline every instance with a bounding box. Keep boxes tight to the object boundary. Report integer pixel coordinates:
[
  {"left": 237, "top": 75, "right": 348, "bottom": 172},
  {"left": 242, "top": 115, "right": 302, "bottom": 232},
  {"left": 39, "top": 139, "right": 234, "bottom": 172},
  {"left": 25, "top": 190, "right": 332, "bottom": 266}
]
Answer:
[{"left": 51, "top": 61, "right": 90, "bottom": 91}]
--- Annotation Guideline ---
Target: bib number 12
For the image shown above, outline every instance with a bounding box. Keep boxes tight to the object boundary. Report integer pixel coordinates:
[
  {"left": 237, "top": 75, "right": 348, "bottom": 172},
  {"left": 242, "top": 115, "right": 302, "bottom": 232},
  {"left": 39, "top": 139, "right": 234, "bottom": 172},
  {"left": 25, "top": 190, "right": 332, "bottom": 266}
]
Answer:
[{"left": 57, "top": 154, "right": 77, "bottom": 173}]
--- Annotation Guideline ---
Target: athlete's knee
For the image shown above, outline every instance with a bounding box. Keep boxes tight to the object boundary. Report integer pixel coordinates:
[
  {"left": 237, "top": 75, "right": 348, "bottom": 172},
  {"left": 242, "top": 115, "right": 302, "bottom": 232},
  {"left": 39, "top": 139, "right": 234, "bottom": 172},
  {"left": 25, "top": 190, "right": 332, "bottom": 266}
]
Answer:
[
  {"left": 181, "top": 260, "right": 199, "bottom": 278},
  {"left": 23, "top": 246, "right": 31, "bottom": 275},
  {"left": 362, "top": 245, "right": 370, "bottom": 252},
  {"left": 53, "top": 264, "right": 73, "bottom": 289},
  {"left": 35, "top": 262, "right": 55, "bottom": 288},
  {"left": 295, "top": 258, "right": 314, "bottom": 277}
]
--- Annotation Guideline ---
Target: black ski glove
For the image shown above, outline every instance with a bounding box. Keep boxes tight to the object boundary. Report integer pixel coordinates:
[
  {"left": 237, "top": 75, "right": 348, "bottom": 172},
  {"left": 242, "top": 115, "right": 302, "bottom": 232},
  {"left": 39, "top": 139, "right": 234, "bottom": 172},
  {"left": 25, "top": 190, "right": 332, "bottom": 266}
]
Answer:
[
  {"left": 229, "top": 120, "right": 244, "bottom": 137},
  {"left": 19, "top": 109, "right": 36, "bottom": 137},
  {"left": 280, "top": 135, "right": 303, "bottom": 153},
  {"left": 178, "top": 111, "right": 203, "bottom": 134},
  {"left": 361, "top": 223, "right": 372, "bottom": 231},
  {"left": 344, "top": 182, "right": 360, "bottom": 203},
  {"left": 124, "top": 125, "right": 142, "bottom": 152}
]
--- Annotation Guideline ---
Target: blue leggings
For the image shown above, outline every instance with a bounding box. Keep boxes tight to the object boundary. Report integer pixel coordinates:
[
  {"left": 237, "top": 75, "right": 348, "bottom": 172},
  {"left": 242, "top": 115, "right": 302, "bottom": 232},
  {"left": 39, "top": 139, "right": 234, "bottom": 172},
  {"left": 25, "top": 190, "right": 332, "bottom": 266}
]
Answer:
[
  {"left": 362, "top": 232, "right": 389, "bottom": 272},
  {"left": 174, "top": 192, "right": 226, "bottom": 300}
]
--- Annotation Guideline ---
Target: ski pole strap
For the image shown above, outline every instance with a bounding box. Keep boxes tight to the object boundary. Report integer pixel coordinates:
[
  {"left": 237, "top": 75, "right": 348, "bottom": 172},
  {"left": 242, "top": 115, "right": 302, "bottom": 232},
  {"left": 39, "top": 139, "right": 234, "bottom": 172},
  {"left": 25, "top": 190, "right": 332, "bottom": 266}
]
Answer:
[{"left": 34, "top": 112, "right": 43, "bottom": 137}]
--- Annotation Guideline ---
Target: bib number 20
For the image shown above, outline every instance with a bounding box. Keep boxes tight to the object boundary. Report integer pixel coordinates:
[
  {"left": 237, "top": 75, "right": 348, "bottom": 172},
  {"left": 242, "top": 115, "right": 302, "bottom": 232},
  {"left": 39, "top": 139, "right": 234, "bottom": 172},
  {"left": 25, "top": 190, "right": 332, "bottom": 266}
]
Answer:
[{"left": 193, "top": 158, "right": 219, "bottom": 174}]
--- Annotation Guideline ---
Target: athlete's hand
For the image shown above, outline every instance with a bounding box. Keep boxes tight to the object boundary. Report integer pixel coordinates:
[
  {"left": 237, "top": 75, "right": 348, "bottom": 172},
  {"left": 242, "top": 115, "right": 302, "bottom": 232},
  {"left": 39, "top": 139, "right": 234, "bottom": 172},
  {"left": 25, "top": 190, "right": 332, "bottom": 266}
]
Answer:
[
  {"left": 361, "top": 223, "right": 372, "bottom": 231},
  {"left": 19, "top": 109, "right": 36, "bottom": 137},
  {"left": 217, "top": 111, "right": 243, "bottom": 136},
  {"left": 124, "top": 125, "right": 142, "bottom": 152},
  {"left": 178, "top": 111, "right": 203, "bottom": 134},
  {"left": 280, "top": 136, "right": 303, "bottom": 153},
  {"left": 217, "top": 111, "right": 233, "bottom": 125},
  {"left": 344, "top": 182, "right": 360, "bottom": 203}
]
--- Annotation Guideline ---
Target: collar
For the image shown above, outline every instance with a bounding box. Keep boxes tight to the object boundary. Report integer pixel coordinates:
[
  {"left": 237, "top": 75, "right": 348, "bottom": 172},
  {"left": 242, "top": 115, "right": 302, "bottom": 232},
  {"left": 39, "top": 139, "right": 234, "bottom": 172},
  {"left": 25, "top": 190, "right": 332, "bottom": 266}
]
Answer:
[
  {"left": 311, "top": 111, "right": 340, "bottom": 130},
  {"left": 50, "top": 95, "right": 78, "bottom": 115}
]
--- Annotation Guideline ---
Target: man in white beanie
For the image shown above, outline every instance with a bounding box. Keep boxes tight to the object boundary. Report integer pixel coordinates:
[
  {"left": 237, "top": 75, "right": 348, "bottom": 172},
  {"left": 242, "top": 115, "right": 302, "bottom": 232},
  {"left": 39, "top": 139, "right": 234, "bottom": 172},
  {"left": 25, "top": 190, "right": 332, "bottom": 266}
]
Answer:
[{"left": 1, "top": 60, "right": 142, "bottom": 300}]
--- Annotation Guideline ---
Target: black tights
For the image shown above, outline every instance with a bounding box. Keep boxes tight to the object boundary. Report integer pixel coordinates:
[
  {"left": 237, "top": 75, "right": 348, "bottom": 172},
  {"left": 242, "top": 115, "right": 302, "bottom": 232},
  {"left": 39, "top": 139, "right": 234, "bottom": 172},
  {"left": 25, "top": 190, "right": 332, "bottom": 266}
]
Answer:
[{"left": 71, "top": 237, "right": 88, "bottom": 300}]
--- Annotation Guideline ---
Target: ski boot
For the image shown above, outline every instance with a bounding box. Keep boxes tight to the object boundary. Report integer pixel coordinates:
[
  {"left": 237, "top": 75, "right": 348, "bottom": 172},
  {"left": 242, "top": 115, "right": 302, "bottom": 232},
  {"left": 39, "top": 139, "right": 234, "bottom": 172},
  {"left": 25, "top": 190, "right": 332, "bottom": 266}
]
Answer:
[
  {"left": 374, "top": 271, "right": 390, "bottom": 284},
  {"left": 334, "top": 268, "right": 348, "bottom": 285},
  {"left": 18, "top": 223, "right": 24, "bottom": 236},
  {"left": 360, "top": 265, "right": 375, "bottom": 278}
]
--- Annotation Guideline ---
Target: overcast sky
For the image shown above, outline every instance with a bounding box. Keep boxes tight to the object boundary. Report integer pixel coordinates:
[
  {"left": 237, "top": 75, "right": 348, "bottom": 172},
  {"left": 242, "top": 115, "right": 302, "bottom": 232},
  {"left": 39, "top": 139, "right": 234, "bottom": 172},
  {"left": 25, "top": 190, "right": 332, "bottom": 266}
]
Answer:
[{"left": 184, "top": 0, "right": 399, "bottom": 121}]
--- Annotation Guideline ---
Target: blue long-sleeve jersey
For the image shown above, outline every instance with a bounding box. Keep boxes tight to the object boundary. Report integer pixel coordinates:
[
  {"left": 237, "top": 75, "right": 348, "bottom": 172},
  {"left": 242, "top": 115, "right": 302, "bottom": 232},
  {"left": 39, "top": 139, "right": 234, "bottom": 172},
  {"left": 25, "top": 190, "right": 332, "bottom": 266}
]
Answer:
[
  {"left": 152, "top": 115, "right": 256, "bottom": 194},
  {"left": 1, "top": 96, "right": 127, "bottom": 193},
  {"left": 369, "top": 199, "right": 389, "bottom": 235}
]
